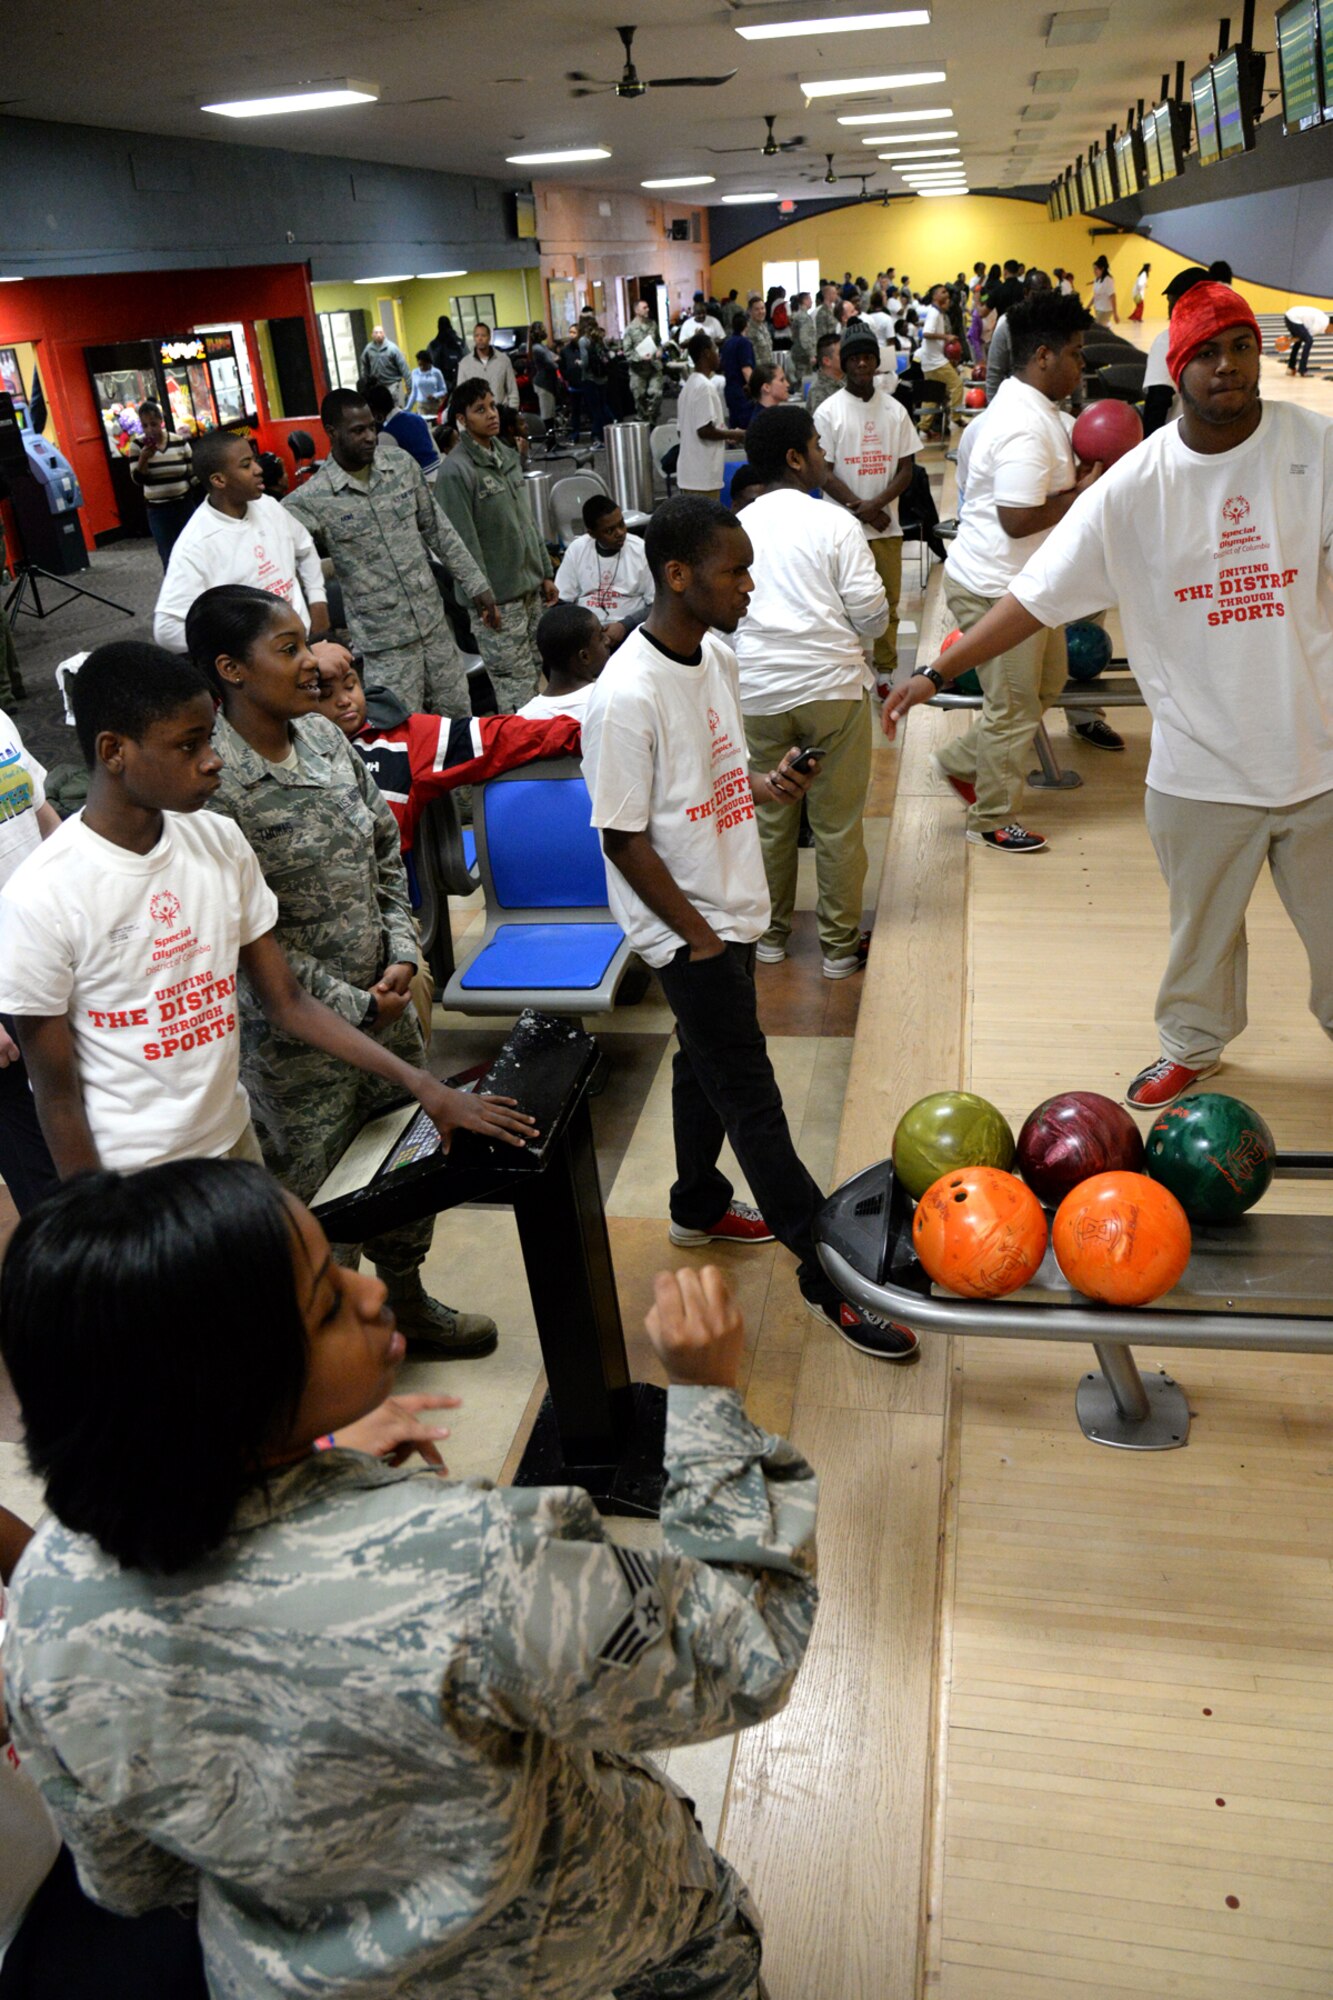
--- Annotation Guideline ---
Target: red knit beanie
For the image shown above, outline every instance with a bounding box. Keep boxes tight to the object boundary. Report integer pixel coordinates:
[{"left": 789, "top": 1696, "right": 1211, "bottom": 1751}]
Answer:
[{"left": 1166, "top": 282, "right": 1262, "bottom": 384}]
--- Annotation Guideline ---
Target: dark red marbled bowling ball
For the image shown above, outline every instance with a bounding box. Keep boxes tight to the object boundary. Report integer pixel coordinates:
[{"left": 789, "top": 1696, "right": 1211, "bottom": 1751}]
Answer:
[{"left": 1016, "top": 1090, "right": 1145, "bottom": 1206}]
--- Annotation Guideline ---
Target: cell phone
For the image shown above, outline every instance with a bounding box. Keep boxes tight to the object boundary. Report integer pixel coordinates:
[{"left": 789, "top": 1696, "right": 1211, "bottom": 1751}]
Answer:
[{"left": 790, "top": 746, "right": 825, "bottom": 774}]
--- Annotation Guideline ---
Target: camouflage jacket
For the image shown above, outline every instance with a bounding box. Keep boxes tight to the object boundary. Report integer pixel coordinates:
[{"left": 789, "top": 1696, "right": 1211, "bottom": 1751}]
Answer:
[
  {"left": 436, "top": 434, "right": 552, "bottom": 606},
  {"left": 622, "top": 317, "right": 664, "bottom": 377},
  {"left": 789, "top": 309, "right": 816, "bottom": 374},
  {"left": 284, "top": 439, "right": 488, "bottom": 662},
  {"left": 209, "top": 711, "right": 418, "bottom": 1028},
  {"left": 814, "top": 302, "right": 841, "bottom": 345},
  {"left": 746, "top": 320, "right": 775, "bottom": 370},
  {"left": 7, "top": 1388, "right": 818, "bottom": 2000}
]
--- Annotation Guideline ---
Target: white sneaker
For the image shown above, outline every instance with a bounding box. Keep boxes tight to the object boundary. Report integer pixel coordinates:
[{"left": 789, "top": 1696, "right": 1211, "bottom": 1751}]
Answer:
[{"left": 754, "top": 940, "right": 787, "bottom": 965}]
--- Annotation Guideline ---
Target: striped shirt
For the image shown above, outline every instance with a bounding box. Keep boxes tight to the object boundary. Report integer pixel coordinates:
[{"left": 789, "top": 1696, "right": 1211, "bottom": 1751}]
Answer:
[{"left": 128, "top": 431, "right": 194, "bottom": 505}]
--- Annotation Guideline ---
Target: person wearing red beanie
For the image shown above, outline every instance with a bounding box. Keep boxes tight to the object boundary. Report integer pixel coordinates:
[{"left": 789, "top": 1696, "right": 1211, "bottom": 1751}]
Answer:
[{"left": 886, "top": 283, "right": 1333, "bottom": 1110}]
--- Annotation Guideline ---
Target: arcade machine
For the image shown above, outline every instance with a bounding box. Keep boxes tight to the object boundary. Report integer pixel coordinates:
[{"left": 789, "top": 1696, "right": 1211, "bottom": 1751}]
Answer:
[
  {"left": 85, "top": 329, "right": 256, "bottom": 538},
  {"left": 0, "top": 394, "right": 131, "bottom": 625},
  {"left": 312, "top": 1009, "right": 668, "bottom": 1514}
]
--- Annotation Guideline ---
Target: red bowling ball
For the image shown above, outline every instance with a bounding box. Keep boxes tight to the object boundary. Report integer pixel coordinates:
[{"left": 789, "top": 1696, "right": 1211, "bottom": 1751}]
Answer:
[
  {"left": 964, "top": 385, "right": 987, "bottom": 408},
  {"left": 1016, "top": 1091, "right": 1145, "bottom": 1206},
  {"left": 1071, "top": 399, "right": 1144, "bottom": 469}
]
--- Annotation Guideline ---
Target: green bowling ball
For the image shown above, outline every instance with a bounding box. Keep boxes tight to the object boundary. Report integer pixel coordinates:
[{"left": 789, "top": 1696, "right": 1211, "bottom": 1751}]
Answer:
[
  {"left": 1145, "top": 1091, "right": 1276, "bottom": 1222},
  {"left": 954, "top": 667, "right": 983, "bottom": 695},
  {"left": 893, "top": 1090, "right": 1016, "bottom": 1202}
]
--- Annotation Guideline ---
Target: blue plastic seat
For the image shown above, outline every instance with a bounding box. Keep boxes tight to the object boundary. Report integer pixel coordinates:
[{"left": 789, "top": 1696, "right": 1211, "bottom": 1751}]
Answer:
[{"left": 442, "top": 759, "right": 638, "bottom": 1016}]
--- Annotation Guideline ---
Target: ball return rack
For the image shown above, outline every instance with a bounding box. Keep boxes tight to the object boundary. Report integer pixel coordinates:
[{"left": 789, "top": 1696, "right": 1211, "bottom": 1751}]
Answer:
[
  {"left": 928, "top": 658, "right": 1145, "bottom": 791},
  {"left": 817, "top": 1152, "right": 1333, "bottom": 1451}
]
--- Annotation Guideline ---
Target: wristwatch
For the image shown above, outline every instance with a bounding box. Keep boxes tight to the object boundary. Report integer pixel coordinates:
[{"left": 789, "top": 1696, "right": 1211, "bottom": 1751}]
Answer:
[
  {"left": 916, "top": 665, "right": 946, "bottom": 690},
  {"left": 362, "top": 994, "right": 380, "bottom": 1029}
]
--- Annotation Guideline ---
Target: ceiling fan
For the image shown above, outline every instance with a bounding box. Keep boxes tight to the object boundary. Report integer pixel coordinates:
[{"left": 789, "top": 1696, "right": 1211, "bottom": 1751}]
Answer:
[
  {"left": 837, "top": 172, "right": 881, "bottom": 200},
  {"left": 568, "top": 25, "right": 736, "bottom": 98},
  {"left": 802, "top": 153, "right": 842, "bottom": 186},
  {"left": 708, "top": 114, "right": 807, "bottom": 157}
]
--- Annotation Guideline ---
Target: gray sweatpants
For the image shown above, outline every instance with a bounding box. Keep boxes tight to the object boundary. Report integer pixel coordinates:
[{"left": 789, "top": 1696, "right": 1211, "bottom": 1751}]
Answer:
[{"left": 1144, "top": 784, "right": 1333, "bottom": 1067}]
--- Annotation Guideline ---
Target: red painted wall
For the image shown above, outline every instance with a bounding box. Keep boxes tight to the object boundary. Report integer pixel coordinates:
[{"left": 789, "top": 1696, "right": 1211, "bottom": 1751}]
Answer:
[{"left": 0, "top": 263, "right": 327, "bottom": 542}]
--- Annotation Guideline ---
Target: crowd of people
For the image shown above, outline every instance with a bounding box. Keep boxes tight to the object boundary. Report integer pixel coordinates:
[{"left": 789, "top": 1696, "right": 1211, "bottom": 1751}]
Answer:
[{"left": 0, "top": 238, "right": 1329, "bottom": 1999}]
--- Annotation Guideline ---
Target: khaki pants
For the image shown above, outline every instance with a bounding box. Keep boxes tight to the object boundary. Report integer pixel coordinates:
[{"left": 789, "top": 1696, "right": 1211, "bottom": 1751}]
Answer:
[
  {"left": 924, "top": 360, "right": 964, "bottom": 416},
  {"left": 867, "top": 536, "right": 903, "bottom": 679},
  {"left": 224, "top": 1121, "right": 266, "bottom": 1165},
  {"left": 744, "top": 694, "right": 872, "bottom": 958},
  {"left": 1144, "top": 784, "right": 1333, "bottom": 1068},
  {"left": 938, "top": 575, "right": 1068, "bottom": 833}
]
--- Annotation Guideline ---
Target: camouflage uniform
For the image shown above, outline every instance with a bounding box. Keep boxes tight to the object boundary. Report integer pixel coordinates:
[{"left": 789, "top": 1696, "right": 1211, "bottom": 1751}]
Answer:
[
  {"left": 814, "top": 301, "right": 841, "bottom": 346},
  {"left": 284, "top": 437, "right": 489, "bottom": 716},
  {"left": 209, "top": 709, "right": 433, "bottom": 1283},
  {"left": 745, "top": 319, "right": 775, "bottom": 373},
  {"left": 437, "top": 433, "right": 552, "bottom": 714},
  {"left": 8, "top": 1386, "right": 816, "bottom": 2000},
  {"left": 788, "top": 309, "right": 816, "bottom": 381},
  {"left": 623, "top": 316, "right": 666, "bottom": 425},
  {"left": 807, "top": 373, "right": 843, "bottom": 414}
]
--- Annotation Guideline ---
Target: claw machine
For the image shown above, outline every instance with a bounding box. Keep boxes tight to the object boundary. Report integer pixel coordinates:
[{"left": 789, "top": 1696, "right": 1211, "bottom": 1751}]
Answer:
[{"left": 85, "top": 328, "right": 259, "bottom": 538}]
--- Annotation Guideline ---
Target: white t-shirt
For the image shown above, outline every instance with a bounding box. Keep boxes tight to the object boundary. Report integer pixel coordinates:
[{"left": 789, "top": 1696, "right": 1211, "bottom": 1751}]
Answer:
[
  {"left": 946, "top": 376, "right": 1077, "bottom": 599},
  {"left": 676, "top": 372, "right": 729, "bottom": 491},
  {"left": 0, "top": 711, "right": 46, "bottom": 890},
  {"left": 864, "top": 310, "right": 895, "bottom": 343},
  {"left": 553, "top": 532, "right": 652, "bottom": 625},
  {"left": 153, "top": 495, "right": 326, "bottom": 653},
  {"left": 1286, "top": 305, "right": 1329, "bottom": 337},
  {"left": 518, "top": 683, "right": 595, "bottom": 722},
  {"left": 582, "top": 628, "right": 770, "bottom": 966},
  {"left": 0, "top": 810, "right": 279, "bottom": 1169},
  {"left": 1091, "top": 275, "right": 1116, "bottom": 313},
  {"left": 1011, "top": 402, "right": 1333, "bottom": 807},
  {"left": 814, "top": 388, "right": 923, "bottom": 540},
  {"left": 1143, "top": 328, "right": 1173, "bottom": 389},
  {"left": 920, "top": 304, "right": 950, "bottom": 371},
  {"left": 731, "top": 488, "right": 887, "bottom": 712},
  {"left": 680, "top": 314, "right": 725, "bottom": 346}
]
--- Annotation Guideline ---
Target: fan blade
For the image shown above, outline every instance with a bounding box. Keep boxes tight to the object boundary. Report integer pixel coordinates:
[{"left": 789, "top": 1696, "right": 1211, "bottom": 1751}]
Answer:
[
  {"left": 646, "top": 71, "right": 738, "bottom": 87},
  {"left": 570, "top": 85, "right": 613, "bottom": 96},
  {"left": 705, "top": 142, "right": 762, "bottom": 153},
  {"left": 777, "top": 136, "right": 807, "bottom": 150}
]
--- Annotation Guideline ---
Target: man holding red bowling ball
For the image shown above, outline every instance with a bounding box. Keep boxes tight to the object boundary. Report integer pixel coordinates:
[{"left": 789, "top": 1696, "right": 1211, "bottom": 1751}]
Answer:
[{"left": 886, "top": 283, "right": 1333, "bottom": 1111}]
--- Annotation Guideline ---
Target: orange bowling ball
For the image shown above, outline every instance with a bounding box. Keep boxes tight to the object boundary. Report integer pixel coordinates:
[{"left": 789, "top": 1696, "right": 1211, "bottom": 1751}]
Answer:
[
  {"left": 912, "top": 1166, "right": 1048, "bottom": 1299},
  {"left": 1052, "top": 1171, "right": 1192, "bottom": 1306}
]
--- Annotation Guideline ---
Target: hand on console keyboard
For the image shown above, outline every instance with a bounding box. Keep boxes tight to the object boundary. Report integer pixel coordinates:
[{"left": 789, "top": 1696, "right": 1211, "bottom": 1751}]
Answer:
[{"left": 415, "top": 1077, "right": 540, "bottom": 1152}]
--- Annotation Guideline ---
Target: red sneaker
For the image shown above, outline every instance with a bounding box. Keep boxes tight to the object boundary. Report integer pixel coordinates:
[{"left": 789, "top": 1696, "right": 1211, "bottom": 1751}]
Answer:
[
  {"left": 1124, "top": 1056, "right": 1220, "bottom": 1110},
  {"left": 669, "top": 1200, "right": 776, "bottom": 1248},
  {"left": 931, "top": 752, "right": 976, "bottom": 806},
  {"left": 807, "top": 1295, "right": 920, "bottom": 1362}
]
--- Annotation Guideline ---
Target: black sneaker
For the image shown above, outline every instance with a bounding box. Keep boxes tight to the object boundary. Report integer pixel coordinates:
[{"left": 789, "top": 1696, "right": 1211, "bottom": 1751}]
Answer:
[
  {"left": 1071, "top": 717, "right": 1125, "bottom": 752},
  {"left": 966, "top": 823, "right": 1047, "bottom": 854},
  {"left": 807, "top": 1294, "right": 920, "bottom": 1362}
]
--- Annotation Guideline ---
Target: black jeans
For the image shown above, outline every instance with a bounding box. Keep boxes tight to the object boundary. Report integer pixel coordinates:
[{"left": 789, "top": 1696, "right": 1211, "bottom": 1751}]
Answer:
[
  {"left": 655, "top": 941, "right": 839, "bottom": 1309},
  {"left": 0, "top": 1846, "right": 207, "bottom": 2000},
  {"left": 0, "top": 1021, "right": 58, "bottom": 1214},
  {"left": 1284, "top": 316, "right": 1315, "bottom": 374}
]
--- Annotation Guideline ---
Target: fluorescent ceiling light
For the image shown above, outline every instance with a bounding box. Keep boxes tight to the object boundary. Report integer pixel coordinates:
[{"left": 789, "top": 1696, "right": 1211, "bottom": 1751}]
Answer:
[
  {"left": 355, "top": 274, "right": 414, "bottom": 284},
  {"left": 416, "top": 270, "right": 468, "bottom": 278},
  {"left": 721, "top": 191, "right": 779, "bottom": 203},
  {"left": 801, "top": 68, "right": 940, "bottom": 95},
  {"left": 202, "top": 81, "right": 378, "bottom": 117},
  {"left": 861, "top": 128, "right": 956, "bottom": 141},
  {"left": 838, "top": 105, "right": 952, "bottom": 121},
  {"left": 900, "top": 166, "right": 965, "bottom": 176},
  {"left": 879, "top": 147, "right": 959, "bottom": 158},
  {"left": 505, "top": 146, "right": 610, "bottom": 164},
  {"left": 0, "top": 276, "right": 24, "bottom": 283},
  {"left": 741, "top": 13, "right": 929, "bottom": 40},
  {"left": 641, "top": 175, "right": 716, "bottom": 188},
  {"left": 917, "top": 186, "right": 968, "bottom": 195},
  {"left": 837, "top": 104, "right": 945, "bottom": 122}
]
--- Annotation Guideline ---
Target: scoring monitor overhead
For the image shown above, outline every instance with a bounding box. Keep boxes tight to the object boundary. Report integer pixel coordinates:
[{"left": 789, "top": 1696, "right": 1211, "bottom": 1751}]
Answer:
[
  {"left": 1191, "top": 66, "right": 1222, "bottom": 163},
  {"left": 1277, "top": 0, "right": 1324, "bottom": 130}
]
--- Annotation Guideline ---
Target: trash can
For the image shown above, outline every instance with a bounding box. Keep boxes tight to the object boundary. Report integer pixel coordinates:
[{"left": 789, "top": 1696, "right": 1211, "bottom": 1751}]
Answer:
[
  {"left": 524, "top": 468, "right": 555, "bottom": 543},
  {"left": 604, "top": 420, "right": 654, "bottom": 519}
]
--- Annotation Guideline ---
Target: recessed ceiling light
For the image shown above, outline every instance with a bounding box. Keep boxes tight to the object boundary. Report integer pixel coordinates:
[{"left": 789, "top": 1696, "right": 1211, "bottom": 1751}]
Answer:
[
  {"left": 879, "top": 148, "right": 958, "bottom": 159},
  {"left": 641, "top": 175, "right": 716, "bottom": 188},
  {"left": 202, "top": 80, "right": 378, "bottom": 116},
  {"left": 741, "top": 13, "right": 929, "bottom": 40},
  {"left": 917, "top": 186, "right": 968, "bottom": 195},
  {"left": 417, "top": 271, "right": 468, "bottom": 278},
  {"left": 721, "top": 191, "right": 779, "bottom": 203},
  {"left": 801, "top": 69, "right": 942, "bottom": 96},
  {"left": 505, "top": 146, "right": 610, "bottom": 164},
  {"left": 354, "top": 274, "right": 414, "bottom": 284},
  {"left": 862, "top": 133, "right": 957, "bottom": 145},
  {"left": 834, "top": 105, "right": 953, "bottom": 122},
  {"left": 837, "top": 105, "right": 946, "bottom": 123}
]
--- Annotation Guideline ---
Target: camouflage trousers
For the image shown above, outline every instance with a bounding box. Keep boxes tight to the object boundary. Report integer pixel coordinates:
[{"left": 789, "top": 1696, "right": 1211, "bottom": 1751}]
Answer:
[
  {"left": 612, "top": 1849, "right": 765, "bottom": 2000},
  {"left": 632, "top": 373, "right": 665, "bottom": 427},
  {"left": 362, "top": 620, "right": 469, "bottom": 718},
  {"left": 243, "top": 1006, "right": 433, "bottom": 1282},
  {"left": 476, "top": 590, "right": 543, "bottom": 713}
]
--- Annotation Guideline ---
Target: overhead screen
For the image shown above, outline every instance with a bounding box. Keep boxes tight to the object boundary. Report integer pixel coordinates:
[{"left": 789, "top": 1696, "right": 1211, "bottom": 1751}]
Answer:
[
  {"left": 1322, "top": 0, "right": 1333, "bottom": 115},
  {"left": 1276, "top": 0, "right": 1323, "bottom": 129},
  {"left": 1114, "top": 128, "right": 1141, "bottom": 196},
  {"left": 1191, "top": 66, "right": 1222, "bottom": 162}
]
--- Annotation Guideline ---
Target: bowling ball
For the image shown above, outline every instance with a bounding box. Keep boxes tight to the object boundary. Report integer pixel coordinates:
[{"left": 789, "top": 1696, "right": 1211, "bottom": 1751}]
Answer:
[
  {"left": 1052, "top": 1171, "right": 1192, "bottom": 1306},
  {"left": 939, "top": 625, "right": 982, "bottom": 696},
  {"left": 964, "top": 385, "right": 987, "bottom": 409},
  {"left": 944, "top": 337, "right": 963, "bottom": 361},
  {"left": 1145, "top": 1092, "right": 1276, "bottom": 1222},
  {"left": 1071, "top": 398, "right": 1144, "bottom": 469},
  {"left": 1016, "top": 1090, "right": 1144, "bottom": 1206},
  {"left": 1065, "top": 622, "right": 1113, "bottom": 680},
  {"left": 913, "top": 1166, "right": 1048, "bottom": 1299},
  {"left": 893, "top": 1090, "right": 1015, "bottom": 1202}
]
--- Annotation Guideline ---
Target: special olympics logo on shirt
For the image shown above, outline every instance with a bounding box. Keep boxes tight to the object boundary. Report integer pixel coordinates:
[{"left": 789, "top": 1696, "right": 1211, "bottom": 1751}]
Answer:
[
  {"left": 150, "top": 891, "right": 181, "bottom": 926},
  {"left": 1222, "top": 496, "right": 1250, "bottom": 526},
  {"left": 707, "top": 708, "right": 721, "bottom": 733}
]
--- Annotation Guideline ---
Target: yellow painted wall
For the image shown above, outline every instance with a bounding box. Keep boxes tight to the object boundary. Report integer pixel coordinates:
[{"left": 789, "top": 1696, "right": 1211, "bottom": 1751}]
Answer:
[
  {"left": 312, "top": 269, "right": 537, "bottom": 361},
  {"left": 710, "top": 193, "right": 1330, "bottom": 318}
]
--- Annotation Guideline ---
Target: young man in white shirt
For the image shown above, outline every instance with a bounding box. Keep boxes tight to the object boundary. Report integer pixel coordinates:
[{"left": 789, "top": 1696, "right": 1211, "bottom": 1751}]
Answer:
[
  {"left": 0, "top": 644, "right": 534, "bottom": 1185},
  {"left": 886, "top": 283, "right": 1333, "bottom": 1109},
  {"left": 582, "top": 496, "right": 917, "bottom": 1361},
  {"left": 519, "top": 603, "right": 610, "bottom": 723},
  {"left": 1283, "top": 302, "right": 1329, "bottom": 377},
  {"left": 678, "top": 294, "right": 725, "bottom": 347},
  {"left": 815, "top": 322, "right": 922, "bottom": 693},
  {"left": 734, "top": 407, "right": 888, "bottom": 979},
  {"left": 932, "top": 292, "right": 1104, "bottom": 854},
  {"left": 917, "top": 283, "right": 966, "bottom": 430},
  {"left": 153, "top": 431, "right": 327, "bottom": 655},
  {"left": 553, "top": 494, "right": 651, "bottom": 645},
  {"left": 676, "top": 334, "right": 746, "bottom": 501}
]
